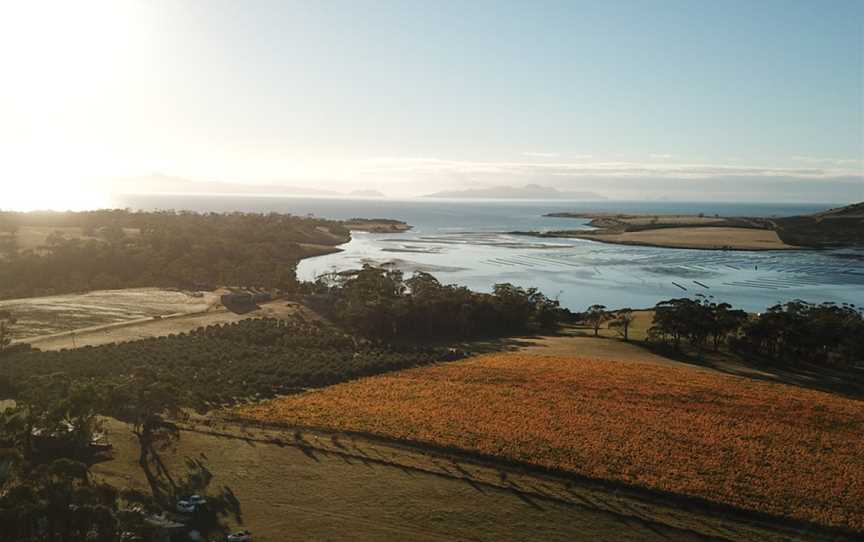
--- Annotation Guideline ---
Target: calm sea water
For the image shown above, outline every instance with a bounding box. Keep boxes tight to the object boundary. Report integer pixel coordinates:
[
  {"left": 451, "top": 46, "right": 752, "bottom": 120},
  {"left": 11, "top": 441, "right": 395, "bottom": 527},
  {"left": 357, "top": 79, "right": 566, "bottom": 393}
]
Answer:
[{"left": 115, "top": 195, "right": 864, "bottom": 312}]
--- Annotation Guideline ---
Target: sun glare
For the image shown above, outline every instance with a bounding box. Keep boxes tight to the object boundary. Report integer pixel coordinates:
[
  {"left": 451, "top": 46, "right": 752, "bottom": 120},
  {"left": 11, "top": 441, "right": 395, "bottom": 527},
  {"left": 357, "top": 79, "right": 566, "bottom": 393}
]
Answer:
[
  {"left": 4, "top": 184, "right": 112, "bottom": 213},
  {"left": 1, "top": 1, "right": 149, "bottom": 212}
]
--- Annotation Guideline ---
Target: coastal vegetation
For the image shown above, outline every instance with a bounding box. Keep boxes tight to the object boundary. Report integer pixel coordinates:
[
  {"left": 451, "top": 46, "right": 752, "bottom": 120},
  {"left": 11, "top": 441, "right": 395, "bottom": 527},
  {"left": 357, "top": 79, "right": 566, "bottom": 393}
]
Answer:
[
  {"left": 236, "top": 352, "right": 864, "bottom": 532},
  {"left": 644, "top": 296, "right": 864, "bottom": 367},
  {"left": 0, "top": 210, "right": 352, "bottom": 300},
  {"left": 304, "top": 265, "right": 566, "bottom": 342}
]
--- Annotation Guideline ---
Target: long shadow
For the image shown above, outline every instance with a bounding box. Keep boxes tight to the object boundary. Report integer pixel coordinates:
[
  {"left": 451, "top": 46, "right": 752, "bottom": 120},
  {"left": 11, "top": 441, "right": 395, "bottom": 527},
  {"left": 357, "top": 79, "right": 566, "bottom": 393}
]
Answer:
[
  {"left": 455, "top": 325, "right": 584, "bottom": 355},
  {"left": 292, "top": 432, "right": 321, "bottom": 462},
  {"left": 639, "top": 341, "right": 864, "bottom": 399},
  {"left": 297, "top": 445, "right": 321, "bottom": 462},
  {"left": 184, "top": 422, "right": 863, "bottom": 541},
  {"left": 510, "top": 488, "right": 543, "bottom": 510},
  {"left": 461, "top": 477, "right": 486, "bottom": 493}
]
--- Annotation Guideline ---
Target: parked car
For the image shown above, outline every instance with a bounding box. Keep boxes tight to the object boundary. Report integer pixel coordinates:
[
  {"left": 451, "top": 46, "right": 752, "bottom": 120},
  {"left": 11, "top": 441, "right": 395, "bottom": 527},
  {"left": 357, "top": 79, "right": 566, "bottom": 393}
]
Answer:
[
  {"left": 187, "top": 494, "right": 207, "bottom": 506},
  {"left": 176, "top": 500, "right": 197, "bottom": 514},
  {"left": 176, "top": 494, "right": 207, "bottom": 514},
  {"left": 226, "top": 530, "right": 252, "bottom": 542}
]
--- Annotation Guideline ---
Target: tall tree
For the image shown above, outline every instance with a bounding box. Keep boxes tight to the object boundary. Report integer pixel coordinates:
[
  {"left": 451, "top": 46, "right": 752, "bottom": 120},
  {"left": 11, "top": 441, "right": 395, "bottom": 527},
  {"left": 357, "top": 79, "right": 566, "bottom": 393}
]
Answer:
[
  {"left": 585, "top": 305, "right": 610, "bottom": 337},
  {"left": 105, "top": 369, "right": 185, "bottom": 507}
]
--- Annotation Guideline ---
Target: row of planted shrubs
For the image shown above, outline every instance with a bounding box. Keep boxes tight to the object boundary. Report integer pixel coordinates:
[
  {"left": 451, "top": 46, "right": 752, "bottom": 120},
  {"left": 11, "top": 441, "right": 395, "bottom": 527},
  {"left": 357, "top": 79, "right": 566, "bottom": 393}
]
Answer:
[{"left": 0, "top": 318, "right": 451, "bottom": 411}]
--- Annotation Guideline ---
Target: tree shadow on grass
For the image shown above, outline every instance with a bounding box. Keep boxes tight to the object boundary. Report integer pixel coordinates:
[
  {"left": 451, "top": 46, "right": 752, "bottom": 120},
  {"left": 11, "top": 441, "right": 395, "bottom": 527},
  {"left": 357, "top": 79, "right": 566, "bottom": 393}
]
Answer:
[{"left": 639, "top": 341, "right": 864, "bottom": 400}]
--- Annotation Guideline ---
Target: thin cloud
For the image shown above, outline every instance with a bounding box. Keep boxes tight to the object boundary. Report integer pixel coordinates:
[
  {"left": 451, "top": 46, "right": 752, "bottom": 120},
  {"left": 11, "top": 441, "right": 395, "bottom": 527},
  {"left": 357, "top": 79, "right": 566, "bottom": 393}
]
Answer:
[
  {"left": 649, "top": 154, "right": 673, "bottom": 159},
  {"left": 522, "top": 152, "right": 560, "bottom": 158},
  {"left": 791, "top": 156, "right": 863, "bottom": 166},
  {"left": 354, "top": 157, "right": 859, "bottom": 180}
]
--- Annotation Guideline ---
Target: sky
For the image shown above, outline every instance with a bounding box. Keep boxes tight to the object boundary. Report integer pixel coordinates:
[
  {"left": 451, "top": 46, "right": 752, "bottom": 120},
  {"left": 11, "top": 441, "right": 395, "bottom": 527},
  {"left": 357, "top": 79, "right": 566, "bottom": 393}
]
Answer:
[{"left": 1, "top": 0, "right": 862, "bottom": 209}]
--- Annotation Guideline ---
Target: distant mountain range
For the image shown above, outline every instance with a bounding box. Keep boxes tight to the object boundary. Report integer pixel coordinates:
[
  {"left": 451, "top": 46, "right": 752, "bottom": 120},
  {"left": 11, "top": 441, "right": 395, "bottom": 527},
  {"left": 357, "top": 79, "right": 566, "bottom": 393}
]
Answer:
[
  {"left": 348, "top": 189, "right": 386, "bottom": 198},
  {"left": 422, "top": 184, "right": 607, "bottom": 200},
  {"left": 114, "top": 175, "right": 386, "bottom": 198}
]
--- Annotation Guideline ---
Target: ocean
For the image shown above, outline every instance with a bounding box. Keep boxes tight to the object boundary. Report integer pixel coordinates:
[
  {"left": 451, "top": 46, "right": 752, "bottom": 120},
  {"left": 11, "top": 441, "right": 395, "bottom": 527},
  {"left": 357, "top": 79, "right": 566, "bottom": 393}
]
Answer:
[{"left": 114, "top": 195, "right": 864, "bottom": 312}]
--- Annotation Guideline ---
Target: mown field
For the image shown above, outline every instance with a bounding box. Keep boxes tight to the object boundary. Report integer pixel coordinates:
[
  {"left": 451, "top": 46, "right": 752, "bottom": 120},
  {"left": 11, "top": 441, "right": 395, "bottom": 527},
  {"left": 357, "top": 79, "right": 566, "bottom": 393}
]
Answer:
[{"left": 236, "top": 353, "right": 864, "bottom": 532}]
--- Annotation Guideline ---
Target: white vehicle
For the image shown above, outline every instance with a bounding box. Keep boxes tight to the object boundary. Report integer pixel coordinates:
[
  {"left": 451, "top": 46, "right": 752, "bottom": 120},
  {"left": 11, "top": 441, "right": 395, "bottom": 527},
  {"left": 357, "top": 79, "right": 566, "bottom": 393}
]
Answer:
[
  {"left": 226, "top": 530, "right": 252, "bottom": 542},
  {"left": 176, "top": 500, "right": 197, "bottom": 514}
]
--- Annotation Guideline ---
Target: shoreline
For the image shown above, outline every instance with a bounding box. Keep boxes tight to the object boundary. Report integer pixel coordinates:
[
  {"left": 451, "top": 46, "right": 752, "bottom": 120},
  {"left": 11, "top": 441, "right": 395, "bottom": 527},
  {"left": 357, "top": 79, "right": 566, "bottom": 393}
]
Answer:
[
  {"left": 510, "top": 230, "right": 805, "bottom": 251},
  {"left": 340, "top": 218, "right": 412, "bottom": 233},
  {"left": 542, "top": 205, "right": 864, "bottom": 249}
]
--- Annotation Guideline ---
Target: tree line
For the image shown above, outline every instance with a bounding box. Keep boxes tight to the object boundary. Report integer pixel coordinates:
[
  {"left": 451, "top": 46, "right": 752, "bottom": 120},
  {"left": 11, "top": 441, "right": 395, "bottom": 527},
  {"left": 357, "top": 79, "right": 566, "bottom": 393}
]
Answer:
[
  {"left": 644, "top": 295, "right": 863, "bottom": 367},
  {"left": 303, "top": 265, "right": 567, "bottom": 343},
  {"left": 0, "top": 210, "right": 351, "bottom": 300}
]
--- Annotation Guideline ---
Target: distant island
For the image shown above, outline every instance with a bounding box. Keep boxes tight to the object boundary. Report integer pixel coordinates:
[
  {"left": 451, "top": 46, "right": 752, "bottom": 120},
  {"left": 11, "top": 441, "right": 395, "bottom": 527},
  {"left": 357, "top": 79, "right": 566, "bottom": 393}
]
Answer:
[
  {"left": 515, "top": 202, "right": 864, "bottom": 251},
  {"left": 348, "top": 189, "right": 387, "bottom": 198},
  {"left": 422, "top": 184, "right": 607, "bottom": 200}
]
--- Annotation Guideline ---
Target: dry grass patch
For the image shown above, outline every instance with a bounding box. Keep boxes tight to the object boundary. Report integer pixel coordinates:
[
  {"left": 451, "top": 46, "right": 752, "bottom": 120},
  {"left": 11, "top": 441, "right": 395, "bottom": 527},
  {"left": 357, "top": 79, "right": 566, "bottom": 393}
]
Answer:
[
  {"left": 578, "top": 227, "right": 795, "bottom": 250},
  {"left": 237, "top": 354, "right": 864, "bottom": 531}
]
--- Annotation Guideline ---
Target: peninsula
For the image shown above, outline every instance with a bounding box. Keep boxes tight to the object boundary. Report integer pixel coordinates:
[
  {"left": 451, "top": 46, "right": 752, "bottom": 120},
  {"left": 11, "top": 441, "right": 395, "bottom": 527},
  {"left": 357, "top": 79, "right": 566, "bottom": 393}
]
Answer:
[
  {"left": 341, "top": 217, "right": 412, "bottom": 233},
  {"left": 516, "top": 202, "right": 864, "bottom": 251}
]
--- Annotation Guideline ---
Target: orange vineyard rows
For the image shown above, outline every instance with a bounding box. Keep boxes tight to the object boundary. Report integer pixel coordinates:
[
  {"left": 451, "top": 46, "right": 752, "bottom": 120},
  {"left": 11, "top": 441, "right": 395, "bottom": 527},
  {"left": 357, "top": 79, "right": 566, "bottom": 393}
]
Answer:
[{"left": 237, "top": 354, "right": 864, "bottom": 531}]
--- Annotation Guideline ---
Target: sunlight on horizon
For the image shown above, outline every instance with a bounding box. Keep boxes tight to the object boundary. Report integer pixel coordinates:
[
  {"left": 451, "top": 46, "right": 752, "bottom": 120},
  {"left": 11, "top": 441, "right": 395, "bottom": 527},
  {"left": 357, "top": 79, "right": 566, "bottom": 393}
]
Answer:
[{"left": 4, "top": 183, "right": 113, "bottom": 213}]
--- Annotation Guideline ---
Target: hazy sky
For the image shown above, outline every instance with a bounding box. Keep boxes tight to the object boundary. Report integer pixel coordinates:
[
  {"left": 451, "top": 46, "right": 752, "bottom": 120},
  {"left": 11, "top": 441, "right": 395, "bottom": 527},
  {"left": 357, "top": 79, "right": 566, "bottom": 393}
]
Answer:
[{"left": 1, "top": 0, "right": 862, "bottom": 208}]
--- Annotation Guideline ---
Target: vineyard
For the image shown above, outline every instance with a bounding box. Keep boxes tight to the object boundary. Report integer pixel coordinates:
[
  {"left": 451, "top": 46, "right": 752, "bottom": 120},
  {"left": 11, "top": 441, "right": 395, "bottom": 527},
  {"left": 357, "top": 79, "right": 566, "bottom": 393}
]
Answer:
[
  {"left": 237, "top": 353, "right": 864, "bottom": 532},
  {"left": 0, "top": 318, "right": 450, "bottom": 410}
]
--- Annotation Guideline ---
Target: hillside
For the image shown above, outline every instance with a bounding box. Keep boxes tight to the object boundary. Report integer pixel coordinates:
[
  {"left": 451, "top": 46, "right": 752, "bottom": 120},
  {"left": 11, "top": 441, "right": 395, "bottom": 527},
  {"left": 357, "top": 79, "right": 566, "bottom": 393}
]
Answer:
[
  {"left": 0, "top": 210, "right": 353, "bottom": 299},
  {"left": 815, "top": 201, "right": 864, "bottom": 217},
  {"left": 773, "top": 201, "right": 864, "bottom": 247},
  {"left": 536, "top": 202, "right": 864, "bottom": 249},
  {"left": 238, "top": 351, "right": 864, "bottom": 532}
]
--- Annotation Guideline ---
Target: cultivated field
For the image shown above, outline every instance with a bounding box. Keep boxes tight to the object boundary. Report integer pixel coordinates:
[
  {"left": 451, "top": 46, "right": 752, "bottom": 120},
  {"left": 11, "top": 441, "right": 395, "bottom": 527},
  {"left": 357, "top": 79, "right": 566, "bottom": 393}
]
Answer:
[
  {"left": 237, "top": 353, "right": 864, "bottom": 532},
  {"left": 20, "top": 301, "right": 310, "bottom": 351}
]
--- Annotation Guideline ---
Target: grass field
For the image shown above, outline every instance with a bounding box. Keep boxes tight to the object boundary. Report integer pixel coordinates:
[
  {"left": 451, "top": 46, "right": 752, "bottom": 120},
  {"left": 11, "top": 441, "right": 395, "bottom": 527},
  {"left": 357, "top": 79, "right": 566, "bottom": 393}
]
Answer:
[
  {"left": 571, "top": 227, "right": 795, "bottom": 250},
  {"left": 96, "top": 418, "right": 752, "bottom": 542},
  {"left": 237, "top": 353, "right": 864, "bottom": 532}
]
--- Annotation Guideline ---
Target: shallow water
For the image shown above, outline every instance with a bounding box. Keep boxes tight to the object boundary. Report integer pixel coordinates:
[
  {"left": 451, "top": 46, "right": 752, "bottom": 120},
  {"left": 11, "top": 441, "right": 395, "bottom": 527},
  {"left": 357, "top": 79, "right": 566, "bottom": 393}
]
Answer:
[
  {"left": 117, "top": 195, "right": 864, "bottom": 312},
  {"left": 299, "top": 231, "right": 864, "bottom": 312}
]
